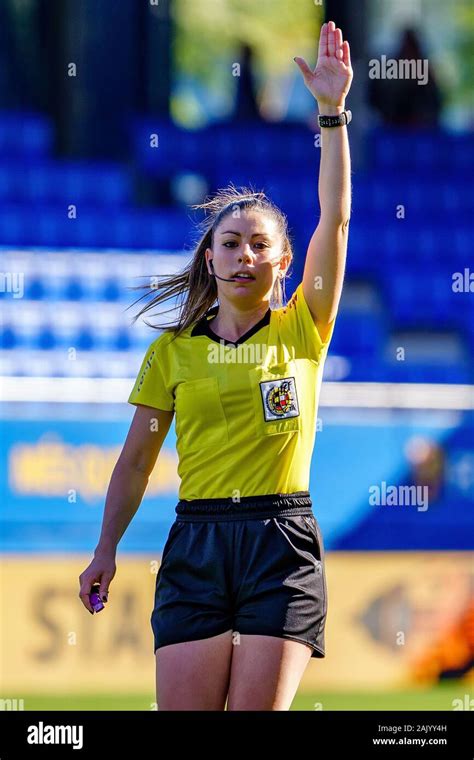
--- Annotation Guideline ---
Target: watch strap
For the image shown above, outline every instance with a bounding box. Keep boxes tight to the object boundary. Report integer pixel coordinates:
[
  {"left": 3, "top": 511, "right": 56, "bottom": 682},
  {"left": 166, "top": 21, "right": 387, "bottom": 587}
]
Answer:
[{"left": 318, "top": 109, "right": 352, "bottom": 128}]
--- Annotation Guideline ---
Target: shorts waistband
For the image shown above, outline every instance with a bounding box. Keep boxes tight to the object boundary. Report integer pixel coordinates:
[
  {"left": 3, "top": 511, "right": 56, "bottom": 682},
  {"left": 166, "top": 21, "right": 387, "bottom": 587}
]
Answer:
[{"left": 175, "top": 491, "right": 313, "bottom": 521}]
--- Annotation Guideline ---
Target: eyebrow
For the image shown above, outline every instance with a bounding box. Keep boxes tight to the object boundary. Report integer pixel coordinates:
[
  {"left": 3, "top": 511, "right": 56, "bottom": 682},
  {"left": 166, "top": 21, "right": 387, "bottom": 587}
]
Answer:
[{"left": 220, "top": 230, "right": 271, "bottom": 238}]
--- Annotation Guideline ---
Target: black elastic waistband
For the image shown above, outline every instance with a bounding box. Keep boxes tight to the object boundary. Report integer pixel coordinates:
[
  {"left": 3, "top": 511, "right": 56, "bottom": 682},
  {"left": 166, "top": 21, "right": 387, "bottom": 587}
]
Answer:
[{"left": 175, "top": 491, "right": 313, "bottom": 521}]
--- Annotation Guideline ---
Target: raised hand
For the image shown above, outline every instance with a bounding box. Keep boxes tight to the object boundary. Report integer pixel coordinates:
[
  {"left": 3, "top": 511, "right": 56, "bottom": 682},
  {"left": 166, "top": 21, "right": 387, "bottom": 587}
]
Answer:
[{"left": 294, "top": 21, "right": 353, "bottom": 110}]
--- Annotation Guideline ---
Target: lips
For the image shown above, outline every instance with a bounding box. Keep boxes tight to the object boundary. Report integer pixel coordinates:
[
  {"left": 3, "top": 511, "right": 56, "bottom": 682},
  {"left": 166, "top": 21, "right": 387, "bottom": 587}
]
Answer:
[{"left": 232, "top": 271, "right": 255, "bottom": 280}]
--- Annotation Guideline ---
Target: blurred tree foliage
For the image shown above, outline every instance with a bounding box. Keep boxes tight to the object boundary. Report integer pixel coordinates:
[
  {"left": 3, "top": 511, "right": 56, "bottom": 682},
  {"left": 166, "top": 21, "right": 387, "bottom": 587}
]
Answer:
[
  {"left": 454, "top": 3, "right": 474, "bottom": 107},
  {"left": 171, "top": 0, "right": 322, "bottom": 124}
]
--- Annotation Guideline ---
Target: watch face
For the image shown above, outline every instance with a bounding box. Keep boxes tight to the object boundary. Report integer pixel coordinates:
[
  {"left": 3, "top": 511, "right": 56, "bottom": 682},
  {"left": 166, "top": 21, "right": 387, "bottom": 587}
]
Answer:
[{"left": 320, "top": 115, "right": 339, "bottom": 126}]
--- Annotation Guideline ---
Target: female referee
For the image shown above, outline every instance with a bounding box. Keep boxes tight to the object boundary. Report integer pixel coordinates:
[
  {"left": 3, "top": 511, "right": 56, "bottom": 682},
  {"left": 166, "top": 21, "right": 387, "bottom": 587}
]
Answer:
[{"left": 79, "top": 21, "right": 352, "bottom": 711}]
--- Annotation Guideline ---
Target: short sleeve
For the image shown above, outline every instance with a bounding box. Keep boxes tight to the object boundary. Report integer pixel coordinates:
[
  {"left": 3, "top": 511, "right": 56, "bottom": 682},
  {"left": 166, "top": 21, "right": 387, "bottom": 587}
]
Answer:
[
  {"left": 276, "top": 281, "right": 336, "bottom": 363},
  {"left": 127, "top": 334, "right": 175, "bottom": 411}
]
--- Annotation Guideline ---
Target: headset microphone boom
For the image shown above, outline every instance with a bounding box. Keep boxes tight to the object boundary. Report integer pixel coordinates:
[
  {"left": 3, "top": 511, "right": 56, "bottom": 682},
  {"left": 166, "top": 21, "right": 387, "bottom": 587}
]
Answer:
[
  {"left": 209, "top": 258, "right": 283, "bottom": 283},
  {"left": 208, "top": 260, "right": 239, "bottom": 282}
]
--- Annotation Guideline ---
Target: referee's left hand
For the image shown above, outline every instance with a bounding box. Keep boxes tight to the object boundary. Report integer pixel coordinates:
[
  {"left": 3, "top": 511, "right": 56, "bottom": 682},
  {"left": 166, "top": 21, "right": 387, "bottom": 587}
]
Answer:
[{"left": 294, "top": 20, "right": 353, "bottom": 109}]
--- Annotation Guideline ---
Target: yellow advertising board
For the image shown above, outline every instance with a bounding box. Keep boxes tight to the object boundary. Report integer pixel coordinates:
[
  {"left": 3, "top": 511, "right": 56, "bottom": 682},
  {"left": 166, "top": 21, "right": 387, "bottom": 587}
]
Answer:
[
  {"left": 307, "top": 551, "right": 473, "bottom": 691},
  {"left": 0, "top": 553, "right": 472, "bottom": 694}
]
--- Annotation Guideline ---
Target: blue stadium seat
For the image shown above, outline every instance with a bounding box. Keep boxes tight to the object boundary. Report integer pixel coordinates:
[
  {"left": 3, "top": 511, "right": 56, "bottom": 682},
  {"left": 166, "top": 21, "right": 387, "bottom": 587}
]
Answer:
[
  {"left": 64, "top": 279, "right": 84, "bottom": 301},
  {"left": 0, "top": 204, "right": 193, "bottom": 248},
  {"left": 76, "top": 329, "right": 95, "bottom": 351},
  {"left": 369, "top": 127, "right": 474, "bottom": 171},
  {"left": 102, "top": 279, "right": 121, "bottom": 302},
  {"left": 0, "top": 160, "right": 132, "bottom": 205},
  {"left": 0, "top": 326, "right": 17, "bottom": 349},
  {"left": 330, "top": 311, "right": 386, "bottom": 358},
  {"left": 130, "top": 118, "right": 317, "bottom": 178},
  {"left": 384, "top": 271, "right": 460, "bottom": 328},
  {"left": 0, "top": 116, "right": 472, "bottom": 385},
  {"left": 115, "top": 330, "right": 132, "bottom": 351},
  {"left": 24, "top": 278, "right": 46, "bottom": 300},
  {"left": 0, "top": 111, "right": 54, "bottom": 158},
  {"left": 38, "top": 328, "right": 56, "bottom": 350}
]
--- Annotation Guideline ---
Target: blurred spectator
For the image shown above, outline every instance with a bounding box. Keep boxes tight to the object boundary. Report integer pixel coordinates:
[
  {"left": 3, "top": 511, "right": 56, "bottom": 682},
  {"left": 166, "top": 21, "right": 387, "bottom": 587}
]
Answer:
[
  {"left": 368, "top": 27, "right": 442, "bottom": 126},
  {"left": 233, "top": 43, "right": 262, "bottom": 121},
  {"left": 405, "top": 435, "right": 445, "bottom": 502}
]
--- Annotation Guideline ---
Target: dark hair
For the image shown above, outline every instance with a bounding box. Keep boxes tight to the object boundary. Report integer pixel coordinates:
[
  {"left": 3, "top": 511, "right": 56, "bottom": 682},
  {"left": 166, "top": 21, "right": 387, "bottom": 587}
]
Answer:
[{"left": 127, "top": 183, "right": 294, "bottom": 341}]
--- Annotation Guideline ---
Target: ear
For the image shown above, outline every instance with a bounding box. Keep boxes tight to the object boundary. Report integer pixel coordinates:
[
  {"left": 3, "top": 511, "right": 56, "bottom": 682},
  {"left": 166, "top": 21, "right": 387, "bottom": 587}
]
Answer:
[
  {"left": 278, "top": 251, "right": 291, "bottom": 279},
  {"left": 204, "top": 247, "right": 213, "bottom": 274}
]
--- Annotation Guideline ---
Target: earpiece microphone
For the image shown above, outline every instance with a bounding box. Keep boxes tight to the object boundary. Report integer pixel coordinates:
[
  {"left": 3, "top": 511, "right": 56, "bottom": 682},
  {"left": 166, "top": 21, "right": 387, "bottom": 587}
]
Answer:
[{"left": 209, "top": 260, "right": 239, "bottom": 282}]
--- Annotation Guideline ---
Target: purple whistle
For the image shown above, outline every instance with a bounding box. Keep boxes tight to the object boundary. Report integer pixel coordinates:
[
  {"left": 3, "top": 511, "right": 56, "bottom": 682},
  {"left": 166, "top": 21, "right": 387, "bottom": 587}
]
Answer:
[{"left": 89, "top": 583, "right": 105, "bottom": 613}]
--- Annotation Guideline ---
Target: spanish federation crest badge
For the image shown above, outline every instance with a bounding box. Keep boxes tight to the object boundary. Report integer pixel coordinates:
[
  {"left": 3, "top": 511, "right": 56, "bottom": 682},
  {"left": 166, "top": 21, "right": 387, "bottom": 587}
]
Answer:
[{"left": 259, "top": 376, "right": 300, "bottom": 422}]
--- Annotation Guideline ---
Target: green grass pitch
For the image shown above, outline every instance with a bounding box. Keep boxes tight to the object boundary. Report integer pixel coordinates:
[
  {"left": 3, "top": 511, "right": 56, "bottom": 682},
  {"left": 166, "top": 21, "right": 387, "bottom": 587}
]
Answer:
[{"left": 8, "top": 683, "right": 470, "bottom": 711}]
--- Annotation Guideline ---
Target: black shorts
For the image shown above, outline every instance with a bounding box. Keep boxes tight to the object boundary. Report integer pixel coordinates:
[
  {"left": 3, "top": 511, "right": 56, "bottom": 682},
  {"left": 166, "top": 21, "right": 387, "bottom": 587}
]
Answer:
[{"left": 151, "top": 491, "right": 327, "bottom": 658}]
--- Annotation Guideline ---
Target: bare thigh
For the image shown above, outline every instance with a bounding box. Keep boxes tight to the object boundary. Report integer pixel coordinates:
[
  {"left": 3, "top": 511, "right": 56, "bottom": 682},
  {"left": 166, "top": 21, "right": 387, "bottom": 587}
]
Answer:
[
  {"left": 227, "top": 634, "right": 313, "bottom": 710},
  {"left": 155, "top": 629, "right": 234, "bottom": 710}
]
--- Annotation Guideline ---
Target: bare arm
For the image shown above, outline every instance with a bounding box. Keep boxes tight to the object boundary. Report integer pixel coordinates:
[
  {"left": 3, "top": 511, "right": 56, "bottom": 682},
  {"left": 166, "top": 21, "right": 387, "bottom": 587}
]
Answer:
[
  {"left": 78, "top": 404, "right": 174, "bottom": 612},
  {"left": 294, "top": 21, "right": 353, "bottom": 335},
  {"left": 94, "top": 404, "right": 174, "bottom": 553}
]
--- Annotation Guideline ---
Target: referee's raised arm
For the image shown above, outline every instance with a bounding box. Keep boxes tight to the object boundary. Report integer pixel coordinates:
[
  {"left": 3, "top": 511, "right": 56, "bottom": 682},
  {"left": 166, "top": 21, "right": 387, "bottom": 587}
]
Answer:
[{"left": 294, "top": 20, "right": 353, "bottom": 340}]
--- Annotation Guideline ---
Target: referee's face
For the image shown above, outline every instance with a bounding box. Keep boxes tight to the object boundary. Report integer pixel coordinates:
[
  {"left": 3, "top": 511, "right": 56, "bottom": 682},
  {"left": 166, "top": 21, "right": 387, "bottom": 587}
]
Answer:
[{"left": 206, "top": 210, "right": 285, "bottom": 300}]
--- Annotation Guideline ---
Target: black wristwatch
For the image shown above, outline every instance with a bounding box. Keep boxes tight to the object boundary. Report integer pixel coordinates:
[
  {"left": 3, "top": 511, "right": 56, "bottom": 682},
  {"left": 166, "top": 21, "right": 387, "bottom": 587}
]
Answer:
[{"left": 318, "top": 110, "right": 352, "bottom": 128}]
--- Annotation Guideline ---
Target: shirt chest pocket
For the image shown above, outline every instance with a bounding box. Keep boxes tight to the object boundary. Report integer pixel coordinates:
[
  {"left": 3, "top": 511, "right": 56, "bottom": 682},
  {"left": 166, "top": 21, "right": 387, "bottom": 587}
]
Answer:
[
  {"left": 248, "top": 361, "right": 302, "bottom": 437},
  {"left": 175, "top": 377, "right": 229, "bottom": 452}
]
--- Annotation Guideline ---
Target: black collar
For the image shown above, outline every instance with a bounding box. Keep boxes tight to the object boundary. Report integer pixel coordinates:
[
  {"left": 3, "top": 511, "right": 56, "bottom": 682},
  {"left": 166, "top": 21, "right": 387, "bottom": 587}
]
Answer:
[{"left": 191, "top": 305, "right": 271, "bottom": 346}]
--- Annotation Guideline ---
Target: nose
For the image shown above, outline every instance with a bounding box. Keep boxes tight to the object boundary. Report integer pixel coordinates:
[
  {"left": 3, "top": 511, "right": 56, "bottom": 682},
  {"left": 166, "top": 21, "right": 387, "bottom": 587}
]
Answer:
[{"left": 238, "top": 245, "right": 253, "bottom": 264}]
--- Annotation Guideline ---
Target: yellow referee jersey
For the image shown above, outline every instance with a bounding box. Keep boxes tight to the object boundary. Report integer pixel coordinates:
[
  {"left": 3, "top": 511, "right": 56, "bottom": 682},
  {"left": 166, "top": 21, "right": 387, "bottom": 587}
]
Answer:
[{"left": 128, "top": 282, "right": 335, "bottom": 500}]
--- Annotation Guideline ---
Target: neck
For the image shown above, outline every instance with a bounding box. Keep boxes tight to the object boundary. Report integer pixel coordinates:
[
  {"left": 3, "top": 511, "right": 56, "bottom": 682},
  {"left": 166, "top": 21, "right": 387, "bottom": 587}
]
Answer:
[{"left": 209, "top": 299, "right": 270, "bottom": 343}]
